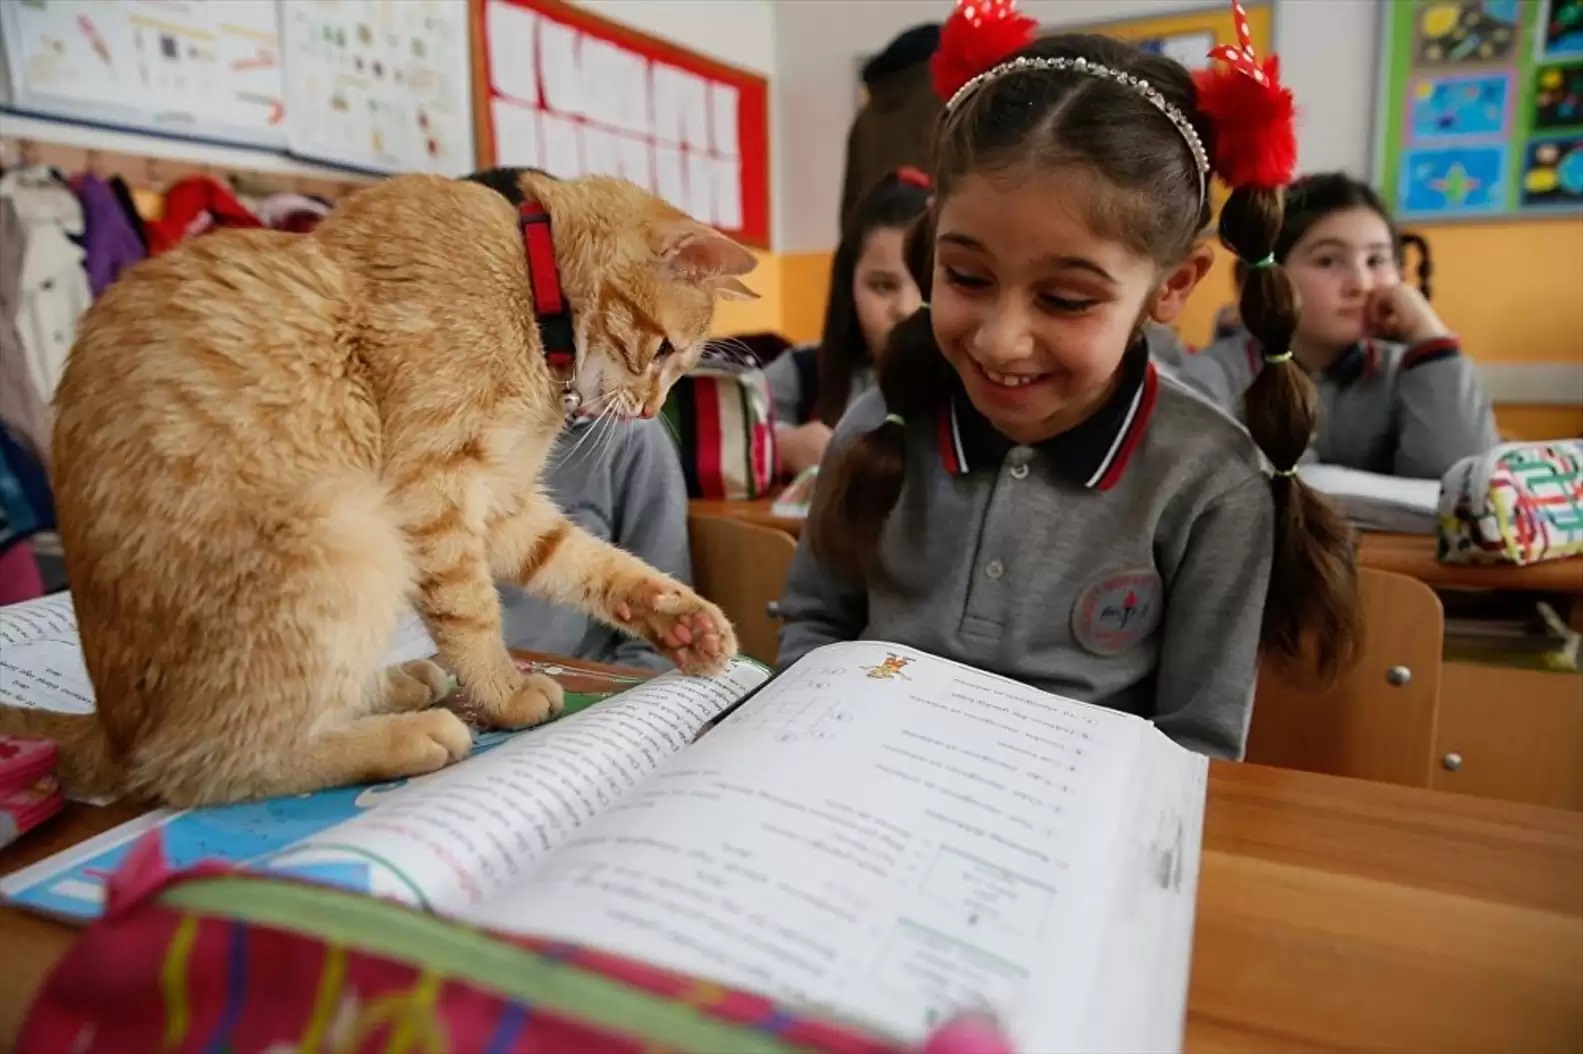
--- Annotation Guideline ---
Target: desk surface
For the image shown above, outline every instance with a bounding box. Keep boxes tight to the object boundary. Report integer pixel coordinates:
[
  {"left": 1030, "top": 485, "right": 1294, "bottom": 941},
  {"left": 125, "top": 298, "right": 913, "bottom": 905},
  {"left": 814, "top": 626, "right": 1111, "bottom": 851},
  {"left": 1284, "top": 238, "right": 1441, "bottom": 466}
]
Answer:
[
  {"left": 4, "top": 759, "right": 1579, "bottom": 1050},
  {"left": 689, "top": 499, "right": 1583, "bottom": 595}
]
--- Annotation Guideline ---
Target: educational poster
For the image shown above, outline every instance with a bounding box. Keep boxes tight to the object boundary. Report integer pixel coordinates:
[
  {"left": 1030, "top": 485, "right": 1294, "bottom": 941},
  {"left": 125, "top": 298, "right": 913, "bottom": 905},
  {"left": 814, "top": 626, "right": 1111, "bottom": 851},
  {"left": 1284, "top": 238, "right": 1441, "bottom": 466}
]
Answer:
[
  {"left": 280, "top": 0, "right": 474, "bottom": 175},
  {"left": 1374, "top": 0, "right": 1583, "bottom": 220},
  {"left": 0, "top": 0, "right": 286, "bottom": 148},
  {"left": 472, "top": 0, "right": 771, "bottom": 249}
]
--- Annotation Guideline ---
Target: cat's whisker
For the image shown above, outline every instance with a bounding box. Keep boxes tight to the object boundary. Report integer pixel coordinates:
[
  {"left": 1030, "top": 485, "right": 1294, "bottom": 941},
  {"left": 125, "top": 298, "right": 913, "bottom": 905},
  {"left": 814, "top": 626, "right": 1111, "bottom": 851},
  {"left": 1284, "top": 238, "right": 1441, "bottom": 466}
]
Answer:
[
  {"left": 553, "top": 398, "right": 618, "bottom": 468},
  {"left": 699, "top": 336, "right": 764, "bottom": 375}
]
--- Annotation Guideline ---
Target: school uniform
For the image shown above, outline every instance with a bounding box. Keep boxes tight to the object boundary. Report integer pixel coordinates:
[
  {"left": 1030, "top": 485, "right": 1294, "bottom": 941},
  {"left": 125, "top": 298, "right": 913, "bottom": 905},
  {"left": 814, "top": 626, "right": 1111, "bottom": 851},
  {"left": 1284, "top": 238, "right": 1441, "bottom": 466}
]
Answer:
[
  {"left": 1176, "top": 334, "right": 1500, "bottom": 479},
  {"left": 777, "top": 343, "right": 1275, "bottom": 760},
  {"left": 763, "top": 344, "right": 876, "bottom": 426},
  {"left": 497, "top": 417, "right": 692, "bottom": 671}
]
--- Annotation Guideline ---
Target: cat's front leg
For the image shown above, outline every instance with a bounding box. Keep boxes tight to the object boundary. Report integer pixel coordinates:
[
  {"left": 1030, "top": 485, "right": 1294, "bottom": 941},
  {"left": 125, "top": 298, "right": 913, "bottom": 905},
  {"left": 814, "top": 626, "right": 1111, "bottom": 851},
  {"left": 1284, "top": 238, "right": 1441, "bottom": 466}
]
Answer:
[
  {"left": 407, "top": 505, "right": 565, "bottom": 729},
  {"left": 489, "top": 496, "right": 738, "bottom": 675}
]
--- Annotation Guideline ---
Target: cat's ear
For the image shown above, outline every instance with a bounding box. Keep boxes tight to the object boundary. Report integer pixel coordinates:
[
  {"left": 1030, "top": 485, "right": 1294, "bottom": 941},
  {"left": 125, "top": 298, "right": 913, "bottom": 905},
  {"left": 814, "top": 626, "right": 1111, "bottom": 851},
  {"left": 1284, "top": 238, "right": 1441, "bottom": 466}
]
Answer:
[
  {"left": 654, "top": 220, "right": 757, "bottom": 281},
  {"left": 709, "top": 277, "right": 760, "bottom": 302}
]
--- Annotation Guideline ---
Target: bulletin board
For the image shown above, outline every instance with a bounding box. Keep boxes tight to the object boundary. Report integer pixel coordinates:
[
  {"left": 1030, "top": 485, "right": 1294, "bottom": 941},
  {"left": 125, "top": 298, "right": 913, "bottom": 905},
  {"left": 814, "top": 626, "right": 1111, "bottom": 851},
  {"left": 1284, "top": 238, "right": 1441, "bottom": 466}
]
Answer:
[
  {"left": 1372, "top": 0, "right": 1583, "bottom": 222},
  {"left": 280, "top": 0, "right": 475, "bottom": 175},
  {"left": 0, "top": 0, "right": 288, "bottom": 149},
  {"left": 1057, "top": 3, "right": 1273, "bottom": 74},
  {"left": 470, "top": 0, "right": 771, "bottom": 249}
]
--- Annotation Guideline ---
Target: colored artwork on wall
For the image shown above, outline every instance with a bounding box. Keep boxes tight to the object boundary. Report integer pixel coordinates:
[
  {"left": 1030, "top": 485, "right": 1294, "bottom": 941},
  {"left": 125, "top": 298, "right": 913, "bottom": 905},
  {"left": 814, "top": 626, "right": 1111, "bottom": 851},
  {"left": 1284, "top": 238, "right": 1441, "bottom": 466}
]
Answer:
[{"left": 1375, "top": 0, "right": 1583, "bottom": 220}]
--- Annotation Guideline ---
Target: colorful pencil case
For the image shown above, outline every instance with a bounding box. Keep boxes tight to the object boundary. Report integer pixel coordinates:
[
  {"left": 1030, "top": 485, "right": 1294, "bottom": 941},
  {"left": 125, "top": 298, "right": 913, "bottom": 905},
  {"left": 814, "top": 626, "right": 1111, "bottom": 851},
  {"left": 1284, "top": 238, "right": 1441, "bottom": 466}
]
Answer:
[
  {"left": 19, "top": 834, "right": 912, "bottom": 1054},
  {"left": 1437, "top": 440, "right": 1583, "bottom": 567},
  {"left": 0, "top": 735, "right": 62, "bottom": 848}
]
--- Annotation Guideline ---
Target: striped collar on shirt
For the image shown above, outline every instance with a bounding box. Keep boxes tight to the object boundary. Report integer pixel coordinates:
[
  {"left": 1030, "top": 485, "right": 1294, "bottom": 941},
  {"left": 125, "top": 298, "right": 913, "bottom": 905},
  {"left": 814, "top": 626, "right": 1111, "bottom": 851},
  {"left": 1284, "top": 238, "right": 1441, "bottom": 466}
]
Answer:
[{"left": 935, "top": 340, "right": 1160, "bottom": 491}]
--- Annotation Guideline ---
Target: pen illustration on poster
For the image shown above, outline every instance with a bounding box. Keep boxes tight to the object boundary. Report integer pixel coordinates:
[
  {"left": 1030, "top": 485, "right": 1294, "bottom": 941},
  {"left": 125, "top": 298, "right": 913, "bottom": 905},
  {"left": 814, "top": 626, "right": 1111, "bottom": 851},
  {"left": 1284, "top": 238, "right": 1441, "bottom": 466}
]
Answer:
[{"left": 1376, "top": 0, "right": 1583, "bottom": 219}]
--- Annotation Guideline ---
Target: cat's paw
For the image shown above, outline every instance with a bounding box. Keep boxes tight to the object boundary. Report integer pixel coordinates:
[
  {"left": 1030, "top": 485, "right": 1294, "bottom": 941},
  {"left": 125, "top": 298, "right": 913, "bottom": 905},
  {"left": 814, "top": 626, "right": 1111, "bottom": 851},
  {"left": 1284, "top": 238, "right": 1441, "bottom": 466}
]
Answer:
[
  {"left": 479, "top": 672, "right": 565, "bottom": 729},
  {"left": 381, "top": 659, "right": 453, "bottom": 713},
  {"left": 391, "top": 708, "right": 474, "bottom": 776},
  {"left": 614, "top": 586, "right": 737, "bottom": 675}
]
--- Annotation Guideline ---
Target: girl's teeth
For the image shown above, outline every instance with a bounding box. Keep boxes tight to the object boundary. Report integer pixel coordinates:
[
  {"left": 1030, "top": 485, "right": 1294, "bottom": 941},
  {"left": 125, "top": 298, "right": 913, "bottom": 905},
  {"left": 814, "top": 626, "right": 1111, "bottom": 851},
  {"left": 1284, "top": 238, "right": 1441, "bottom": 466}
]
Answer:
[{"left": 984, "top": 368, "right": 1042, "bottom": 387}]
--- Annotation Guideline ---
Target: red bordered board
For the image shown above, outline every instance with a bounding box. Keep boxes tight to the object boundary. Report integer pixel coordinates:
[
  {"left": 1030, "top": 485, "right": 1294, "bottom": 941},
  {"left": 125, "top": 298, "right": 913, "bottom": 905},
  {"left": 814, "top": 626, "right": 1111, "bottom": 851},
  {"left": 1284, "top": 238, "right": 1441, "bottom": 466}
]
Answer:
[{"left": 470, "top": 0, "right": 771, "bottom": 249}]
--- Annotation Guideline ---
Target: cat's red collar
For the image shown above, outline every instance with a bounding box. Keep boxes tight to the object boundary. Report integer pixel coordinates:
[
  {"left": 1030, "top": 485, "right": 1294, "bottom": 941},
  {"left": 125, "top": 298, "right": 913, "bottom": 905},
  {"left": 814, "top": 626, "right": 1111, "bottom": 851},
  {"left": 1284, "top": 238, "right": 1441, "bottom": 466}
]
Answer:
[{"left": 517, "top": 201, "right": 575, "bottom": 374}]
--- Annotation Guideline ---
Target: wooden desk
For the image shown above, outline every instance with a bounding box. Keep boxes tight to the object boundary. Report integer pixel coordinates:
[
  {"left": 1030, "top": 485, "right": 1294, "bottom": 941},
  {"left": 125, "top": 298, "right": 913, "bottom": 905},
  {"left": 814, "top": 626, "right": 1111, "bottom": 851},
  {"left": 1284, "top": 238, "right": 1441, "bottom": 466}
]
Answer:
[
  {"left": 690, "top": 500, "right": 1583, "bottom": 595},
  {"left": 4, "top": 758, "right": 1579, "bottom": 1050},
  {"left": 689, "top": 497, "right": 803, "bottom": 538},
  {"left": 1359, "top": 531, "right": 1583, "bottom": 594}
]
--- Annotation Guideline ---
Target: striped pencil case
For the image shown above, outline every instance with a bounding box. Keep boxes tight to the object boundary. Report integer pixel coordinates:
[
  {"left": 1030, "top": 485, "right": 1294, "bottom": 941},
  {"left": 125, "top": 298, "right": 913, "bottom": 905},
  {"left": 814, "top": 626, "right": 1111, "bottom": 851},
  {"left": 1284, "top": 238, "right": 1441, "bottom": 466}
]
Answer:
[{"left": 1437, "top": 440, "right": 1583, "bottom": 566}]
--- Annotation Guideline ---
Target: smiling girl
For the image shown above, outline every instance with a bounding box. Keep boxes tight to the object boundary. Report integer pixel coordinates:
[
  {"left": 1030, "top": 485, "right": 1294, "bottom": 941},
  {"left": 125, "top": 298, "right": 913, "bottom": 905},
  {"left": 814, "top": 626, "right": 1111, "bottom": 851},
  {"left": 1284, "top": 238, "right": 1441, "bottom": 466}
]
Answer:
[
  {"left": 1177, "top": 172, "right": 1498, "bottom": 479},
  {"left": 775, "top": 0, "right": 1361, "bottom": 759}
]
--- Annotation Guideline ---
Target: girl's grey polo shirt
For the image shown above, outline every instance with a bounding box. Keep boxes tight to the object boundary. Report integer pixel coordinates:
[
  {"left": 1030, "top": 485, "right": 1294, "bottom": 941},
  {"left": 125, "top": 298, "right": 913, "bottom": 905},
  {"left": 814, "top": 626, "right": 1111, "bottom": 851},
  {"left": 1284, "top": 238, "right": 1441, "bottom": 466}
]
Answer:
[
  {"left": 1176, "top": 334, "right": 1499, "bottom": 479},
  {"left": 777, "top": 346, "right": 1275, "bottom": 760}
]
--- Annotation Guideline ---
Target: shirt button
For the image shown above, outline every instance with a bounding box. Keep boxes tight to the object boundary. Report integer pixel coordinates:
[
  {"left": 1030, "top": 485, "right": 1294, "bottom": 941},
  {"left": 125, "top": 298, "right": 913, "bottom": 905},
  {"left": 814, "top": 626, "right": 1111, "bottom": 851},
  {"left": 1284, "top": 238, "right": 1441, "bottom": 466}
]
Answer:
[
  {"left": 1009, "top": 463, "right": 1029, "bottom": 480},
  {"left": 985, "top": 559, "right": 1005, "bottom": 580}
]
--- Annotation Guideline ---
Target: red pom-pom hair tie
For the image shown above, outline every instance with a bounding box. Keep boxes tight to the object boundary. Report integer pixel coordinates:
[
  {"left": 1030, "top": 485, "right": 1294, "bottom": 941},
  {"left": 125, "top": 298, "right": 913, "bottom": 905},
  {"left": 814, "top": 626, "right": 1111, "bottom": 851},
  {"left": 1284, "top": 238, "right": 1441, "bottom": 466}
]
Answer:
[
  {"left": 895, "top": 166, "right": 933, "bottom": 189},
  {"left": 1192, "top": 0, "right": 1298, "bottom": 190},
  {"left": 930, "top": 0, "right": 1038, "bottom": 103}
]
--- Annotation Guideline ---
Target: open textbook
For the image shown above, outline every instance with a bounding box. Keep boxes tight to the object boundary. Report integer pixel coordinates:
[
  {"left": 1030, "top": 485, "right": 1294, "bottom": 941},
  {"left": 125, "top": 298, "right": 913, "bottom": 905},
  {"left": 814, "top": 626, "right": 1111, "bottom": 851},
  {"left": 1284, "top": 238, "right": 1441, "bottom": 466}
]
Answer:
[
  {"left": 1299, "top": 463, "right": 1442, "bottom": 534},
  {"left": 2, "top": 597, "right": 1209, "bottom": 1053}
]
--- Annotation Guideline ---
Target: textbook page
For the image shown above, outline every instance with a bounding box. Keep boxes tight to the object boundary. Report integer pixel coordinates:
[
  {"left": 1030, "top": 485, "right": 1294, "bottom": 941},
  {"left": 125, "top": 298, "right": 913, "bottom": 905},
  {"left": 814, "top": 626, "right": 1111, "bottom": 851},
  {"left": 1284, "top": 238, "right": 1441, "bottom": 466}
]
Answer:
[
  {"left": 471, "top": 642, "right": 1204, "bottom": 1051},
  {"left": 257, "top": 657, "right": 769, "bottom": 914},
  {"left": 0, "top": 592, "right": 92, "bottom": 715},
  {"left": 1062, "top": 725, "right": 1208, "bottom": 1053},
  {"left": 0, "top": 600, "right": 442, "bottom": 716}
]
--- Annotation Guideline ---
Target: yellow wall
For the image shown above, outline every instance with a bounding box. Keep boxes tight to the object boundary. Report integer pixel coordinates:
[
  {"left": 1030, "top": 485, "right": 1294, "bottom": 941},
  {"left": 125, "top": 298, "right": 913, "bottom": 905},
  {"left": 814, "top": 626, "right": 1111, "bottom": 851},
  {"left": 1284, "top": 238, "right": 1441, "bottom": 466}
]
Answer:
[{"left": 709, "top": 249, "right": 783, "bottom": 336}]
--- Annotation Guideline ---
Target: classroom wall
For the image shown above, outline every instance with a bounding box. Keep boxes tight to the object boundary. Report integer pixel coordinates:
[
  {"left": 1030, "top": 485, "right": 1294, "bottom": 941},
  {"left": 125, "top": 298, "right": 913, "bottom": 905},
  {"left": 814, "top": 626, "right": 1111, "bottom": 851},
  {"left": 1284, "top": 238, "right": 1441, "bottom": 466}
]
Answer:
[
  {"left": 769, "top": 0, "right": 1583, "bottom": 431},
  {"left": 1, "top": 0, "right": 788, "bottom": 338}
]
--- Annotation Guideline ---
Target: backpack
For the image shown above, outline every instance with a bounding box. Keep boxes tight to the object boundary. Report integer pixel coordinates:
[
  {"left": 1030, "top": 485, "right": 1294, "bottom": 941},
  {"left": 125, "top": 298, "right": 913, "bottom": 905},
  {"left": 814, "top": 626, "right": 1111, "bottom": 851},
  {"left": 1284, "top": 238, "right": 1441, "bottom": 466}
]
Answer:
[{"left": 661, "top": 368, "right": 778, "bottom": 500}]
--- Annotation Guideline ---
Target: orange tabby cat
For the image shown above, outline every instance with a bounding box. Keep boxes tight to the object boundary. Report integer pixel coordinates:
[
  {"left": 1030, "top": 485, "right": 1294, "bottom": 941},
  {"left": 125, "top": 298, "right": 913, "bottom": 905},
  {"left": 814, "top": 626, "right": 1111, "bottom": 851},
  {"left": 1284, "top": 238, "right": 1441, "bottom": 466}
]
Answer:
[{"left": 0, "top": 169, "right": 753, "bottom": 806}]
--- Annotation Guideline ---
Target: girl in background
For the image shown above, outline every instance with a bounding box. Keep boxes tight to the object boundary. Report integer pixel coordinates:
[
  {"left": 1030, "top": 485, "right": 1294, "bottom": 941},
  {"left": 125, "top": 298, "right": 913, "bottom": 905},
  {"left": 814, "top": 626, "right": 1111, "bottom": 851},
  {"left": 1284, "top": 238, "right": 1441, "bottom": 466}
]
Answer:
[
  {"left": 766, "top": 169, "right": 929, "bottom": 475},
  {"left": 777, "top": 0, "right": 1361, "bottom": 760},
  {"left": 1178, "top": 172, "right": 1497, "bottom": 479}
]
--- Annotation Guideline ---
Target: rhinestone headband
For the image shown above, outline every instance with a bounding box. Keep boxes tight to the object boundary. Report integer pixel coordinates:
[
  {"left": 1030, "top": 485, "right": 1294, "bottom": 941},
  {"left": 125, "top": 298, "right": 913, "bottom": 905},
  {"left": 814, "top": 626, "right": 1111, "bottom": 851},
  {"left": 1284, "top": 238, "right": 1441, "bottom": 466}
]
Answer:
[{"left": 945, "top": 55, "right": 1211, "bottom": 205}]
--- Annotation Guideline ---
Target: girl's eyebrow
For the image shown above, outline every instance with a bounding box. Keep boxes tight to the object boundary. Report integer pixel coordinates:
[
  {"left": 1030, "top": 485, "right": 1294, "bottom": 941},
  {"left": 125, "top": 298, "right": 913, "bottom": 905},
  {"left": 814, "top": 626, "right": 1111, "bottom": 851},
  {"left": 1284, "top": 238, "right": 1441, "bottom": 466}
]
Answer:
[
  {"left": 938, "top": 231, "right": 1116, "bottom": 283},
  {"left": 1302, "top": 237, "right": 1395, "bottom": 255}
]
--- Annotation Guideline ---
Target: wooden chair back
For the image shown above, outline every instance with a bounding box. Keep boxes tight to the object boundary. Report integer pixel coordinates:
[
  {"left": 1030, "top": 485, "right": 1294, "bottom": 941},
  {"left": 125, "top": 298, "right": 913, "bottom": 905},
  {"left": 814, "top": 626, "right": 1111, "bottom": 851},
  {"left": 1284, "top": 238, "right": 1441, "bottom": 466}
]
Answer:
[
  {"left": 1247, "top": 567, "right": 1445, "bottom": 787},
  {"left": 687, "top": 513, "right": 798, "bottom": 666}
]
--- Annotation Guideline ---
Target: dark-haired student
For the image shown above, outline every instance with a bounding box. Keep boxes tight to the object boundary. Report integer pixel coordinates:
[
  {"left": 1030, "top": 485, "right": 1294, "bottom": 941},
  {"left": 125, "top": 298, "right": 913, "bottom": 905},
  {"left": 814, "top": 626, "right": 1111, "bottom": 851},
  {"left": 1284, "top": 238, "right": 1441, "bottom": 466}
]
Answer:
[
  {"left": 775, "top": 28, "right": 1362, "bottom": 762},
  {"left": 1178, "top": 171, "right": 1499, "bottom": 479},
  {"left": 765, "top": 170, "right": 930, "bottom": 476}
]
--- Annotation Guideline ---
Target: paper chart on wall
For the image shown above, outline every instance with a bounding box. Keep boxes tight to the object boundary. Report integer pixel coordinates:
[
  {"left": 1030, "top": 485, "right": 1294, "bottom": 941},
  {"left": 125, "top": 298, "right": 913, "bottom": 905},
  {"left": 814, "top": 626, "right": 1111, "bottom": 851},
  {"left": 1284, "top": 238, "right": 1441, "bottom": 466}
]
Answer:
[
  {"left": 0, "top": 0, "right": 286, "bottom": 148},
  {"left": 481, "top": 0, "right": 758, "bottom": 241},
  {"left": 280, "top": 0, "right": 474, "bottom": 174}
]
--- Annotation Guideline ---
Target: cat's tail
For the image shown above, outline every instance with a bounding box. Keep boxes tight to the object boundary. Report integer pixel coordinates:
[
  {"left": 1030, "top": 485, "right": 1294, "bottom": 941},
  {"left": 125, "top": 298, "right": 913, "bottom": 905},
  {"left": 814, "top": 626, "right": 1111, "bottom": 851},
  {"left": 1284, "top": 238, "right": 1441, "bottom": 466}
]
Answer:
[{"left": 0, "top": 708, "right": 122, "bottom": 800}]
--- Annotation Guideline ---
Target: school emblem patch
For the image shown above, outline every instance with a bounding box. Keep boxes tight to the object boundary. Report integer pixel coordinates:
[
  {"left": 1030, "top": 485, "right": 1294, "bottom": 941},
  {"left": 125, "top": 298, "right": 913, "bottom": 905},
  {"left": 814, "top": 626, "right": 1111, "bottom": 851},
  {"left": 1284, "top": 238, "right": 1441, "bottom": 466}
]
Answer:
[{"left": 1071, "top": 568, "right": 1164, "bottom": 656}]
